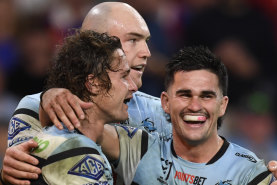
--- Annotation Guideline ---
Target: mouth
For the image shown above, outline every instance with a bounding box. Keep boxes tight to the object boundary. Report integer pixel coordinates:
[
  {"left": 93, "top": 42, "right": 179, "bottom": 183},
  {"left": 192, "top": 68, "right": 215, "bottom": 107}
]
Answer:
[
  {"left": 123, "top": 98, "right": 132, "bottom": 104},
  {"left": 131, "top": 64, "right": 146, "bottom": 72},
  {"left": 183, "top": 115, "right": 207, "bottom": 124}
]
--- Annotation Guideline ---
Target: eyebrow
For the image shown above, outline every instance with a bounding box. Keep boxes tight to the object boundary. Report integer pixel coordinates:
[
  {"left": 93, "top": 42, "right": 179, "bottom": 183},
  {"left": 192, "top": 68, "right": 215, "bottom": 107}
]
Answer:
[
  {"left": 176, "top": 89, "right": 217, "bottom": 96},
  {"left": 127, "top": 32, "right": 151, "bottom": 40}
]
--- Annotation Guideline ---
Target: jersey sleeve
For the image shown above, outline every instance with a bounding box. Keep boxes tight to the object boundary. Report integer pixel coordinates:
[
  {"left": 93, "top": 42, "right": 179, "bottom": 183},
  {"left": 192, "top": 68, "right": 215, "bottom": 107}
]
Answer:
[
  {"left": 31, "top": 133, "right": 113, "bottom": 185},
  {"left": 8, "top": 93, "right": 42, "bottom": 147},
  {"left": 246, "top": 160, "right": 274, "bottom": 185},
  {"left": 113, "top": 125, "right": 154, "bottom": 185}
]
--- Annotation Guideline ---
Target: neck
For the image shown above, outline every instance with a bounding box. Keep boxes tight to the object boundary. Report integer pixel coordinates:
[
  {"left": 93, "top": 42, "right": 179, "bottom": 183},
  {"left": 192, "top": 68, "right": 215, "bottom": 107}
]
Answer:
[
  {"left": 173, "top": 133, "right": 223, "bottom": 163},
  {"left": 77, "top": 106, "right": 106, "bottom": 143}
]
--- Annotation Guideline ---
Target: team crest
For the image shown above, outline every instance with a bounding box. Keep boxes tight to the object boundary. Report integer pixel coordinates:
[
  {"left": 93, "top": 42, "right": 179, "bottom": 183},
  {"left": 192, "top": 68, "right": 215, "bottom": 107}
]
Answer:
[
  {"left": 8, "top": 117, "right": 31, "bottom": 140},
  {"left": 120, "top": 125, "right": 138, "bottom": 138},
  {"left": 68, "top": 155, "right": 105, "bottom": 180},
  {"left": 142, "top": 118, "right": 157, "bottom": 132}
]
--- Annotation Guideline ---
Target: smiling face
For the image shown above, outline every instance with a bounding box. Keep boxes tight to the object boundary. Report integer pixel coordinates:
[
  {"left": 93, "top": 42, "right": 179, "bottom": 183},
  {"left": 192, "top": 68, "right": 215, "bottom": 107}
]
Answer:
[
  {"left": 93, "top": 49, "right": 134, "bottom": 123},
  {"left": 161, "top": 70, "right": 228, "bottom": 146}
]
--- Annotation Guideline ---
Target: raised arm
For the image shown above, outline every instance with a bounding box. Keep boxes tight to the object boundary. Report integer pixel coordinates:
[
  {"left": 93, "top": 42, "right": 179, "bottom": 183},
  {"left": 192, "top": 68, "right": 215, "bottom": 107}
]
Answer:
[{"left": 40, "top": 88, "right": 93, "bottom": 130}]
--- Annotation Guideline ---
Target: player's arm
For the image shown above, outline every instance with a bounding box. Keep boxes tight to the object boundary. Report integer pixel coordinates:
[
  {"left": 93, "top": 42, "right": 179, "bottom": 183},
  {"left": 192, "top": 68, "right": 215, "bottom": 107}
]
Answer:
[
  {"left": 40, "top": 88, "right": 93, "bottom": 130},
  {"left": 1, "top": 140, "right": 41, "bottom": 185}
]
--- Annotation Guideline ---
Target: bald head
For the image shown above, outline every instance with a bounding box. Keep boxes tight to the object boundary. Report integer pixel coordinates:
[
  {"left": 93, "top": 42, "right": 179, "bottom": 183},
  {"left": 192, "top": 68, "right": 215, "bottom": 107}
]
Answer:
[
  {"left": 81, "top": 2, "right": 151, "bottom": 89},
  {"left": 81, "top": 2, "right": 145, "bottom": 33}
]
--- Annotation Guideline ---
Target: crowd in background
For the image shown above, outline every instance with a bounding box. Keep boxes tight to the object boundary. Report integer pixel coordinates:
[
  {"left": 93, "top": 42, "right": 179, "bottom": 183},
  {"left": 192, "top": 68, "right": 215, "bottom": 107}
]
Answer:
[{"left": 0, "top": 0, "right": 276, "bottom": 166}]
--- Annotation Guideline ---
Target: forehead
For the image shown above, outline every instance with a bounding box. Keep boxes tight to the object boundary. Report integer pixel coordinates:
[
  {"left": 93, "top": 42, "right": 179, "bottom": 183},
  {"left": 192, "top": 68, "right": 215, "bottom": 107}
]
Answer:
[
  {"left": 171, "top": 70, "right": 220, "bottom": 92},
  {"left": 111, "top": 49, "right": 128, "bottom": 69},
  {"left": 108, "top": 10, "right": 150, "bottom": 39}
]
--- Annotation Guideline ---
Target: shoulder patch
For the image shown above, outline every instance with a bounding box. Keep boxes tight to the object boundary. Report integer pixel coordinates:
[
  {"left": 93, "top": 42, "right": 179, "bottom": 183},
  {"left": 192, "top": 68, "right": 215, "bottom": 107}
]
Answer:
[
  {"left": 120, "top": 125, "right": 139, "bottom": 138},
  {"left": 8, "top": 117, "right": 31, "bottom": 140},
  {"left": 68, "top": 155, "right": 105, "bottom": 180}
]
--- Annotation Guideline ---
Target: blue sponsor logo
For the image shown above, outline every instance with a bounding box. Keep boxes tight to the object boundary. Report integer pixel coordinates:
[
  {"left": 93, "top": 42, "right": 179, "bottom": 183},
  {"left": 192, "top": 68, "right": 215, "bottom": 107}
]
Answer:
[
  {"left": 120, "top": 125, "right": 138, "bottom": 138},
  {"left": 83, "top": 182, "right": 108, "bottom": 185},
  {"left": 8, "top": 117, "right": 31, "bottom": 140},
  {"left": 68, "top": 155, "right": 105, "bottom": 180},
  {"left": 8, "top": 136, "right": 33, "bottom": 147}
]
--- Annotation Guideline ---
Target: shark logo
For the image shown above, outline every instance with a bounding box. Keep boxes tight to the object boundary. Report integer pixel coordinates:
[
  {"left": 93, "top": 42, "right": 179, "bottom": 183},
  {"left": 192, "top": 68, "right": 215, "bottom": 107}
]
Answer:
[
  {"left": 142, "top": 118, "right": 157, "bottom": 132},
  {"left": 120, "top": 125, "right": 138, "bottom": 138},
  {"left": 8, "top": 117, "right": 31, "bottom": 140},
  {"left": 68, "top": 155, "right": 105, "bottom": 180}
]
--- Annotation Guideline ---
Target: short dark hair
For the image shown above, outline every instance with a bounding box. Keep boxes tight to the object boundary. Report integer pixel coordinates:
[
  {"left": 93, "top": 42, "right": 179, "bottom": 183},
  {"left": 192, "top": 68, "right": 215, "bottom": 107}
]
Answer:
[
  {"left": 164, "top": 46, "right": 228, "bottom": 129},
  {"left": 46, "top": 30, "right": 122, "bottom": 102}
]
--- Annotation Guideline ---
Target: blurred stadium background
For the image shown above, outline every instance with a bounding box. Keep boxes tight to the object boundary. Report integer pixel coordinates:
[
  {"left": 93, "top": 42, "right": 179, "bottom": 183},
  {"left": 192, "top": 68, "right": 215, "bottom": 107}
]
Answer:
[{"left": 0, "top": 0, "right": 276, "bottom": 166}]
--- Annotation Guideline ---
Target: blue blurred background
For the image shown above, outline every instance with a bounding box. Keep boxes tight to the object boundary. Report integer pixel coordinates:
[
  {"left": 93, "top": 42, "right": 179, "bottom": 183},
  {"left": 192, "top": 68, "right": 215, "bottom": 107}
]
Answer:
[{"left": 0, "top": 0, "right": 276, "bottom": 166}]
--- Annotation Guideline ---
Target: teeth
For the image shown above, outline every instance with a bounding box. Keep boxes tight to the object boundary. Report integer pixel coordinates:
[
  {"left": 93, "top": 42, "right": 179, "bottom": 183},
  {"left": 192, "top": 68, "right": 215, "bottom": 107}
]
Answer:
[{"left": 184, "top": 115, "right": 206, "bottom": 122}]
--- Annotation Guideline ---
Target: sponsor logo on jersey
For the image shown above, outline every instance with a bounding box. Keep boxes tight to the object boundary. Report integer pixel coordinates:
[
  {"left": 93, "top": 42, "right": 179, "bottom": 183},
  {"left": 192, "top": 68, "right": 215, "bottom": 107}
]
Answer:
[
  {"left": 174, "top": 171, "right": 207, "bottom": 185},
  {"left": 68, "top": 155, "right": 105, "bottom": 180},
  {"left": 235, "top": 152, "right": 257, "bottom": 163},
  {"left": 83, "top": 181, "right": 109, "bottom": 185},
  {"left": 8, "top": 117, "right": 31, "bottom": 140},
  {"left": 33, "top": 137, "right": 50, "bottom": 153},
  {"left": 216, "top": 180, "right": 232, "bottom": 185},
  {"left": 8, "top": 136, "right": 33, "bottom": 147},
  {"left": 120, "top": 125, "right": 138, "bottom": 138}
]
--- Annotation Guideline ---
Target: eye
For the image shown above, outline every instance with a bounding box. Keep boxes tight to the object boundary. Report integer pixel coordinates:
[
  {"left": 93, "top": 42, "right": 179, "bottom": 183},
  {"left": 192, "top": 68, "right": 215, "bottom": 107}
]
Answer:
[
  {"left": 129, "top": 38, "right": 137, "bottom": 43},
  {"left": 201, "top": 94, "right": 213, "bottom": 99}
]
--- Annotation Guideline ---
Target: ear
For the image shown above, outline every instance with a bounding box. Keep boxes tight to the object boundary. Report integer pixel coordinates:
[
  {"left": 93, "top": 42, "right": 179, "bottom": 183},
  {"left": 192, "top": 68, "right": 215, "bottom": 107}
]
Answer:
[
  {"left": 161, "top": 91, "right": 170, "bottom": 114},
  {"left": 219, "top": 96, "right": 229, "bottom": 117},
  {"left": 85, "top": 74, "right": 100, "bottom": 94}
]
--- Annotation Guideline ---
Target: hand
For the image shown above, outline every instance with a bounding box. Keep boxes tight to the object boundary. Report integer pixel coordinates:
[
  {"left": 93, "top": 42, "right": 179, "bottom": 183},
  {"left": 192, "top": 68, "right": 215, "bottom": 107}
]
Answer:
[
  {"left": 268, "top": 160, "right": 277, "bottom": 185},
  {"left": 40, "top": 88, "right": 93, "bottom": 131},
  {"left": 2, "top": 140, "right": 41, "bottom": 185}
]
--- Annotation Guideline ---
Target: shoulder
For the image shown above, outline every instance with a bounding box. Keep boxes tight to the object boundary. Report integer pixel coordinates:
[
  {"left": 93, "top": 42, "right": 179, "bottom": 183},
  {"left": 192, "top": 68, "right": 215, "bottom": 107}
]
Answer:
[
  {"left": 33, "top": 128, "right": 113, "bottom": 185},
  {"left": 132, "top": 91, "right": 161, "bottom": 104},
  {"left": 33, "top": 128, "right": 100, "bottom": 158},
  {"left": 15, "top": 93, "right": 41, "bottom": 113},
  {"left": 227, "top": 142, "right": 272, "bottom": 183}
]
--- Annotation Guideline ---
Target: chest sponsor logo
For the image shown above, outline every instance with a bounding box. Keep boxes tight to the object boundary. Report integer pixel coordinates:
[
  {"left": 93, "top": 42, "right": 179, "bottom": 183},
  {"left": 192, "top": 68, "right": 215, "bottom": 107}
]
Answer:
[
  {"left": 120, "top": 125, "right": 138, "bottom": 138},
  {"left": 8, "top": 117, "right": 31, "bottom": 140},
  {"left": 174, "top": 171, "right": 207, "bottom": 185},
  {"left": 235, "top": 152, "right": 257, "bottom": 163},
  {"left": 68, "top": 155, "right": 105, "bottom": 180}
]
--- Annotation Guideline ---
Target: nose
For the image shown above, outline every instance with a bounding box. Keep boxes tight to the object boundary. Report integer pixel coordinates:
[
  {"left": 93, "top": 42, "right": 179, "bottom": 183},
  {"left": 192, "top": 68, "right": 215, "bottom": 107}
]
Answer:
[
  {"left": 127, "top": 75, "right": 138, "bottom": 93},
  {"left": 138, "top": 41, "right": 151, "bottom": 59},
  {"left": 187, "top": 97, "right": 202, "bottom": 112}
]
